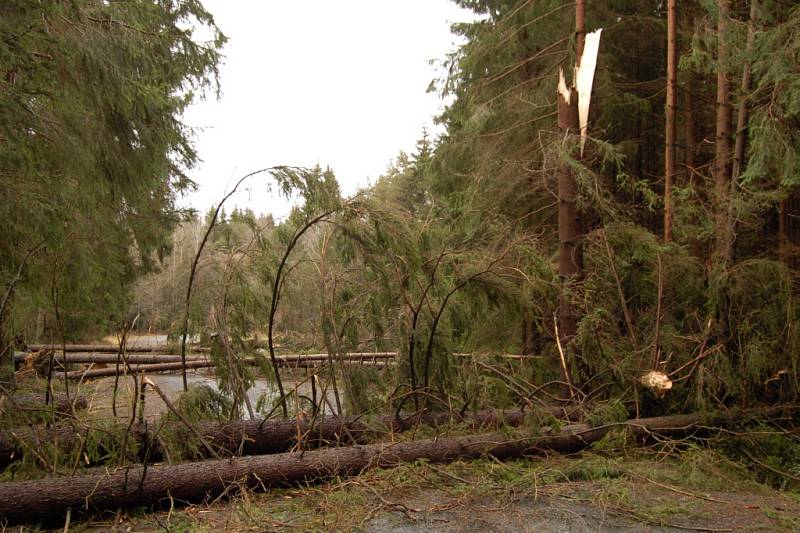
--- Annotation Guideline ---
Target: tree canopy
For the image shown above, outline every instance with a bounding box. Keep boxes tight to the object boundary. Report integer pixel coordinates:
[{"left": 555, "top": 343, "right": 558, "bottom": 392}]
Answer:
[{"left": 0, "top": 0, "right": 225, "bottom": 380}]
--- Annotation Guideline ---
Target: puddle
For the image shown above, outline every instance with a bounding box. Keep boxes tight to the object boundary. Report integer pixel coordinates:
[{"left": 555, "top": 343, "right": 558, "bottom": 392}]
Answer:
[{"left": 85, "top": 370, "right": 343, "bottom": 421}]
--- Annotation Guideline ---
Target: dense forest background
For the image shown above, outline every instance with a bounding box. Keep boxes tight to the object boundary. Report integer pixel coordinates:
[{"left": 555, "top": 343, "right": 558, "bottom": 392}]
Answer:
[{"left": 3, "top": 0, "right": 800, "bottom": 419}]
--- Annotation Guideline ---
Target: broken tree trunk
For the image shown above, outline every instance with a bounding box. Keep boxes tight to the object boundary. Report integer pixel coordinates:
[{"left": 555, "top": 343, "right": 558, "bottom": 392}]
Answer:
[
  {"left": 1, "top": 408, "right": 786, "bottom": 524},
  {"left": 557, "top": 71, "right": 581, "bottom": 394}
]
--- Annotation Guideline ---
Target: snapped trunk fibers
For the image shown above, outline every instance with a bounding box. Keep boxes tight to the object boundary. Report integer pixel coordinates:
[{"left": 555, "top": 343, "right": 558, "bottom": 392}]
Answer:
[{"left": 3, "top": 407, "right": 788, "bottom": 524}]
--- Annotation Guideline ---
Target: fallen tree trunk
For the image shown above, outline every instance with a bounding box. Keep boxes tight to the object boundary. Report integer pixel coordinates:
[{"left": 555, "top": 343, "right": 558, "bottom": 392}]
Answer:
[
  {"left": 27, "top": 344, "right": 210, "bottom": 353},
  {"left": 0, "top": 408, "right": 772, "bottom": 524},
  {"left": 64, "top": 360, "right": 213, "bottom": 379},
  {"left": 15, "top": 353, "right": 210, "bottom": 365},
  {"left": 0, "top": 406, "right": 578, "bottom": 468},
  {"left": 17, "top": 351, "right": 396, "bottom": 366},
  {"left": 61, "top": 352, "right": 397, "bottom": 379}
]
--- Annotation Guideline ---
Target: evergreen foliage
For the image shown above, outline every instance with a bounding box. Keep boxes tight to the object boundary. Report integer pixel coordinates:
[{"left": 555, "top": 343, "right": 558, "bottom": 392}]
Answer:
[
  {"left": 5, "top": 0, "right": 800, "bottom": 424},
  {"left": 0, "top": 0, "right": 225, "bottom": 383}
]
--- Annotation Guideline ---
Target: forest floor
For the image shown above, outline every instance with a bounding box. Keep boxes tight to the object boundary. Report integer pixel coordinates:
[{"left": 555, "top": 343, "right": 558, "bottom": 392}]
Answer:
[
  {"left": 70, "top": 448, "right": 800, "bottom": 532},
  {"left": 7, "top": 370, "right": 799, "bottom": 531}
]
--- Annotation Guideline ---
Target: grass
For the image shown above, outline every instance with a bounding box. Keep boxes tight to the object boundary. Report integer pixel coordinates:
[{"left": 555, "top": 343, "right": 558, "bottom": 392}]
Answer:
[
  {"left": 5, "top": 371, "right": 800, "bottom": 531},
  {"left": 64, "top": 444, "right": 799, "bottom": 532}
]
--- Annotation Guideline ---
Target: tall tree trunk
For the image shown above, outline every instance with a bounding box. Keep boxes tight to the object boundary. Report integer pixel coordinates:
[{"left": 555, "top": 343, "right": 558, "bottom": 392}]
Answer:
[
  {"left": 575, "top": 0, "right": 586, "bottom": 63},
  {"left": 664, "top": 0, "right": 678, "bottom": 242},
  {"left": 714, "top": 0, "right": 733, "bottom": 264},
  {"left": 555, "top": 0, "right": 586, "bottom": 393},
  {"left": 731, "top": 0, "right": 757, "bottom": 183},
  {"left": 556, "top": 84, "right": 580, "bottom": 394},
  {"left": 726, "top": 0, "right": 758, "bottom": 261}
]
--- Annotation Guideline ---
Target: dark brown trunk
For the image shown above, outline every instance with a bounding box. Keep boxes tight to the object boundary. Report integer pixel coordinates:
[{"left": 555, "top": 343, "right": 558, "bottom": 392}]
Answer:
[
  {"left": 664, "top": 0, "right": 678, "bottom": 242},
  {"left": 555, "top": 0, "right": 587, "bottom": 393},
  {"left": 1, "top": 408, "right": 789, "bottom": 524},
  {"left": 557, "top": 83, "right": 581, "bottom": 392},
  {"left": 726, "top": 0, "right": 758, "bottom": 259},
  {"left": 731, "top": 0, "right": 757, "bottom": 183},
  {"left": 714, "top": 0, "right": 733, "bottom": 264},
  {"left": 0, "top": 408, "right": 579, "bottom": 468},
  {"left": 575, "top": 0, "right": 586, "bottom": 66}
]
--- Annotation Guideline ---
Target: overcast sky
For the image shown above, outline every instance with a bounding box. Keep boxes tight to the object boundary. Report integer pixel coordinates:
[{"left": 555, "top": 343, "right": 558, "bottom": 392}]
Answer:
[{"left": 181, "top": 0, "right": 474, "bottom": 219}]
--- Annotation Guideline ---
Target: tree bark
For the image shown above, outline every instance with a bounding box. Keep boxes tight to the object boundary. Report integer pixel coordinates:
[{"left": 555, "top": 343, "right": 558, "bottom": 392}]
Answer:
[
  {"left": 555, "top": 0, "right": 588, "bottom": 392},
  {"left": 714, "top": 0, "right": 733, "bottom": 264},
  {"left": 21, "top": 352, "right": 396, "bottom": 367},
  {"left": 17, "top": 353, "right": 210, "bottom": 365},
  {"left": 575, "top": 0, "right": 586, "bottom": 65},
  {"left": 27, "top": 344, "right": 210, "bottom": 353},
  {"left": 0, "top": 407, "right": 579, "bottom": 468},
  {"left": 61, "top": 353, "right": 397, "bottom": 380},
  {"left": 64, "top": 360, "right": 216, "bottom": 379},
  {"left": 731, "top": 0, "right": 757, "bottom": 183},
  {"left": 725, "top": 0, "right": 758, "bottom": 260},
  {"left": 557, "top": 75, "right": 581, "bottom": 392},
  {"left": 664, "top": 0, "right": 678, "bottom": 242},
  {"left": 0, "top": 408, "right": 787, "bottom": 524}
]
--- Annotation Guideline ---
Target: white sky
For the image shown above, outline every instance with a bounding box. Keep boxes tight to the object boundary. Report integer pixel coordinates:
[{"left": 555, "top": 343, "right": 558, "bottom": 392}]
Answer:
[{"left": 181, "top": 0, "right": 474, "bottom": 219}]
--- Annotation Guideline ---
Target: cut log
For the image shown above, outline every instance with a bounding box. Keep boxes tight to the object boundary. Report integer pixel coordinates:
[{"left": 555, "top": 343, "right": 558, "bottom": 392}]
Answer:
[
  {"left": 0, "top": 407, "right": 578, "bottom": 468},
  {"left": 15, "top": 353, "right": 210, "bottom": 365},
  {"left": 21, "top": 351, "right": 542, "bottom": 368},
  {"left": 27, "top": 344, "right": 211, "bottom": 353},
  {"left": 64, "top": 360, "right": 213, "bottom": 379},
  {"left": 60, "top": 352, "right": 397, "bottom": 379},
  {"left": 0, "top": 409, "right": 767, "bottom": 524}
]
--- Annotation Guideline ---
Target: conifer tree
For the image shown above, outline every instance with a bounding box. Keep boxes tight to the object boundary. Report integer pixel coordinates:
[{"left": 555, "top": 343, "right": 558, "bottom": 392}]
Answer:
[{"left": 0, "top": 0, "right": 225, "bottom": 386}]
